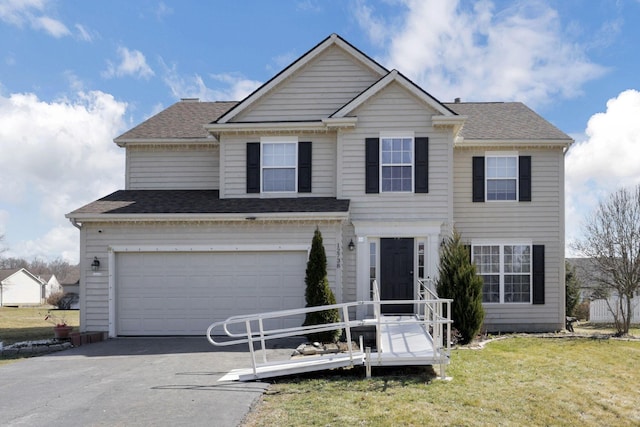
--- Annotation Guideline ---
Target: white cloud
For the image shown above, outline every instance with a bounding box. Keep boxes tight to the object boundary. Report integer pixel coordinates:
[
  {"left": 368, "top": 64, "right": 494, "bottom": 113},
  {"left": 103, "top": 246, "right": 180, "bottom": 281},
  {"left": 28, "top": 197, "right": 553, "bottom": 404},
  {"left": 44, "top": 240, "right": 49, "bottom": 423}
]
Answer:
[
  {"left": 565, "top": 89, "right": 640, "bottom": 251},
  {"left": 155, "top": 2, "right": 173, "bottom": 21},
  {"left": 161, "top": 61, "right": 261, "bottom": 101},
  {"left": 103, "top": 47, "right": 155, "bottom": 80},
  {"left": 0, "top": 0, "right": 70, "bottom": 38},
  {"left": 354, "top": 0, "right": 606, "bottom": 107},
  {"left": 7, "top": 225, "right": 79, "bottom": 264},
  {"left": 74, "top": 23, "right": 94, "bottom": 42},
  {"left": 31, "top": 14, "right": 69, "bottom": 37},
  {"left": 0, "top": 90, "right": 127, "bottom": 263}
]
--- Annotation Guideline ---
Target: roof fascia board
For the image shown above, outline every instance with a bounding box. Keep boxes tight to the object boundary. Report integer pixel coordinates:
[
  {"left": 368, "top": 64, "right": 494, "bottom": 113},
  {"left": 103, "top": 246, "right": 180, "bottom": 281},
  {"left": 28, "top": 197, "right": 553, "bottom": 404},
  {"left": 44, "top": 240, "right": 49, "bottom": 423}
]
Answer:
[
  {"left": 216, "top": 34, "right": 388, "bottom": 124},
  {"left": 114, "top": 138, "right": 218, "bottom": 147},
  {"left": 205, "top": 121, "right": 327, "bottom": 133},
  {"left": 66, "top": 211, "right": 350, "bottom": 222},
  {"left": 332, "top": 70, "right": 455, "bottom": 118}
]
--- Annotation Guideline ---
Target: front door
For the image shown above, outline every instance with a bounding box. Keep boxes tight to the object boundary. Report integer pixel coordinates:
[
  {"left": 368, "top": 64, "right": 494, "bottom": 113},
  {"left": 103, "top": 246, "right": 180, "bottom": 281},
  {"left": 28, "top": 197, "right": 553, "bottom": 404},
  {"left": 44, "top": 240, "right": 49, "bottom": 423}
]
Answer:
[{"left": 380, "top": 238, "right": 414, "bottom": 314}]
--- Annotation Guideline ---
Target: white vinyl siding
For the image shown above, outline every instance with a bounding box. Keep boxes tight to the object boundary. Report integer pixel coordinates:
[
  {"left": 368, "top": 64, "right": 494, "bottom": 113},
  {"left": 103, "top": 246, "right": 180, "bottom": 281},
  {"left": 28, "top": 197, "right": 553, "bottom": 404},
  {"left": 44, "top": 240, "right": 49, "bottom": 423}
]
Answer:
[
  {"left": 454, "top": 148, "right": 565, "bottom": 331},
  {"left": 235, "top": 45, "right": 381, "bottom": 122},
  {"left": 126, "top": 145, "right": 219, "bottom": 190},
  {"left": 78, "top": 221, "right": 343, "bottom": 334},
  {"left": 220, "top": 133, "right": 336, "bottom": 198},
  {"left": 339, "top": 82, "right": 452, "bottom": 222}
]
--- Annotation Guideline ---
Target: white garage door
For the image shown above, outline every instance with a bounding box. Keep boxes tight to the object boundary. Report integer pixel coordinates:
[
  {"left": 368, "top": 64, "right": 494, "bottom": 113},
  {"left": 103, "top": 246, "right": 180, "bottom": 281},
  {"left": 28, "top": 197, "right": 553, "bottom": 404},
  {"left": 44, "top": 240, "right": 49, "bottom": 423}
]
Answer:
[{"left": 116, "top": 251, "right": 307, "bottom": 336}]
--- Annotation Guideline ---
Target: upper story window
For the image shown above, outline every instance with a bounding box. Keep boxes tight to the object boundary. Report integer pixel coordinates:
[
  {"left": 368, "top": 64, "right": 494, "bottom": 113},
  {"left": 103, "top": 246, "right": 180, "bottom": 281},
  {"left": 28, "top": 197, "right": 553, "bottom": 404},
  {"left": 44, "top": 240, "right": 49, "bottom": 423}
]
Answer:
[
  {"left": 365, "top": 133, "right": 428, "bottom": 194},
  {"left": 246, "top": 137, "right": 312, "bottom": 195},
  {"left": 486, "top": 155, "right": 517, "bottom": 201},
  {"left": 472, "top": 153, "right": 531, "bottom": 202},
  {"left": 381, "top": 137, "right": 413, "bottom": 192},
  {"left": 473, "top": 243, "right": 532, "bottom": 304},
  {"left": 262, "top": 141, "right": 297, "bottom": 192}
]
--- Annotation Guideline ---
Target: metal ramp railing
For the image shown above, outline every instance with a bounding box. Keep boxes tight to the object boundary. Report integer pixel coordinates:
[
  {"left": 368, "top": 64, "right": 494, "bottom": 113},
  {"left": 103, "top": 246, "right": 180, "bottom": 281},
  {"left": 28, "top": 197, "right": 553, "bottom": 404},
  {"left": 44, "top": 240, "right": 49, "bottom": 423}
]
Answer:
[{"left": 206, "top": 280, "right": 452, "bottom": 381}]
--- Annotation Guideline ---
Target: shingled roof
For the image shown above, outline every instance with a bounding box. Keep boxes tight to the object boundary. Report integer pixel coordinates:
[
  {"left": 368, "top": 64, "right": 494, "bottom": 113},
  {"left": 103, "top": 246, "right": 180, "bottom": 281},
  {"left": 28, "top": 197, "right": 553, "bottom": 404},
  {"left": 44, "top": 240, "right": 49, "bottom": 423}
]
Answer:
[
  {"left": 114, "top": 100, "right": 238, "bottom": 142},
  {"left": 68, "top": 190, "right": 350, "bottom": 216},
  {"left": 114, "top": 99, "right": 570, "bottom": 143},
  {"left": 444, "top": 102, "right": 571, "bottom": 141}
]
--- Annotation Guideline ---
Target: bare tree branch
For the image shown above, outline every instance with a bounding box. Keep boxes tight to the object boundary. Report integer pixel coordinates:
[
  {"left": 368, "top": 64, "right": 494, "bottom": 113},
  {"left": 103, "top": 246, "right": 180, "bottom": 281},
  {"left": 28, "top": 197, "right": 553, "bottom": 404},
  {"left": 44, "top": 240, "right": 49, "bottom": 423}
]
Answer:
[{"left": 572, "top": 185, "right": 640, "bottom": 335}]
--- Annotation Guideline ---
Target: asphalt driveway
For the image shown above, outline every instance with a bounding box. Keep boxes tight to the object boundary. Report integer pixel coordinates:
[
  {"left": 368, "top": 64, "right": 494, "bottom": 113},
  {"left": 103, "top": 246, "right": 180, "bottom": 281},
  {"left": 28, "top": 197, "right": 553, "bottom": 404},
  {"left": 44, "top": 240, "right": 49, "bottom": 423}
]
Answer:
[{"left": 0, "top": 337, "right": 301, "bottom": 427}]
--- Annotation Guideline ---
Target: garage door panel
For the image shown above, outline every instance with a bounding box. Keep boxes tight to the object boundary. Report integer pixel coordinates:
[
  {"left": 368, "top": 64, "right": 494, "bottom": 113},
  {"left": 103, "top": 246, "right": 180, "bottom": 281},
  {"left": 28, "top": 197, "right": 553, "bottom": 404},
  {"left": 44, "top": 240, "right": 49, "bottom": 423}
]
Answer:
[{"left": 116, "top": 251, "right": 307, "bottom": 335}]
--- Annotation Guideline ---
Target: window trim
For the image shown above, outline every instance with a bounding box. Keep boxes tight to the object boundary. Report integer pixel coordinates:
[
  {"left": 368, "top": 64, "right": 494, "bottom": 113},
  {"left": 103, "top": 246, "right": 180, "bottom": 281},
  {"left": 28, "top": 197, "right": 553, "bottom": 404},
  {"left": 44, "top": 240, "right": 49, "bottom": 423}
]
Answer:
[
  {"left": 379, "top": 132, "right": 415, "bottom": 193},
  {"left": 472, "top": 242, "right": 533, "bottom": 304},
  {"left": 260, "top": 136, "right": 298, "bottom": 193},
  {"left": 485, "top": 152, "right": 518, "bottom": 202}
]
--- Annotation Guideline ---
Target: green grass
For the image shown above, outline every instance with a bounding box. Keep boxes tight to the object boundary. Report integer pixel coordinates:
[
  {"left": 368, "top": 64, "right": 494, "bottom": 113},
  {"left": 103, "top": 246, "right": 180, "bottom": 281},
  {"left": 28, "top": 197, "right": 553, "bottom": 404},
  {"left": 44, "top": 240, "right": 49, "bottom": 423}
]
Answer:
[
  {"left": 0, "top": 306, "right": 79, "bottom": 346},
  {"left": 242, "top": 337, "right": 640, "bottom": 427}
]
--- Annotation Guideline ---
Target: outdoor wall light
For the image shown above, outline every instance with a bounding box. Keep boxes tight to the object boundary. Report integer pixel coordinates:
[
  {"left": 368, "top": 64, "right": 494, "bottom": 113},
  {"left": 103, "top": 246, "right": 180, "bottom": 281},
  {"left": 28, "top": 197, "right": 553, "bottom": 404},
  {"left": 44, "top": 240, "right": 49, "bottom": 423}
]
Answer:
[
  {"left": 91, "top": 256, "right": 100, "bottom": 271},
  {"left": 348, "top": 239, "right": 355, "bottom": 251}
]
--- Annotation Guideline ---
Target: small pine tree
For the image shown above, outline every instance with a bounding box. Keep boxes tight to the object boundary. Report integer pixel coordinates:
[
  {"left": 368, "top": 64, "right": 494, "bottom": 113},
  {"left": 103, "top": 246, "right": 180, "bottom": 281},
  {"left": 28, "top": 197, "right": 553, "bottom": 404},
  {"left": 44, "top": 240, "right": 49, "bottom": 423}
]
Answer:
[
  {"left": 565, "top": 261, "right": 580, "bottom": 317},
  {"left": 436, "top": 229, "right": 484, "bottom": 344},
  {"left": 302, "top": 227, "right": 341, "bottom": 342}
]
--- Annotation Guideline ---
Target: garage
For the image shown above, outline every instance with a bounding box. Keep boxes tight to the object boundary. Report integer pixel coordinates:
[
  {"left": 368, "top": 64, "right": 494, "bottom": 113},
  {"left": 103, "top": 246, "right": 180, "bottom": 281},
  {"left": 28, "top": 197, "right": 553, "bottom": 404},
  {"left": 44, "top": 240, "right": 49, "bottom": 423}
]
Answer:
[{"left": 116, "top": 251, "right": 307, "bottom": 335}]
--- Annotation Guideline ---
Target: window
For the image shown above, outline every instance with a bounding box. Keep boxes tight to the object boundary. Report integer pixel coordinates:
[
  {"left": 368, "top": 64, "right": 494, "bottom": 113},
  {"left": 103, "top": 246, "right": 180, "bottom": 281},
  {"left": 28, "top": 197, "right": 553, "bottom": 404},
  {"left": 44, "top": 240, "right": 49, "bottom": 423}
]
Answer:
[
  {"left": 262, "top": 142, "right": 297, "bottom": 192},
  {"left": 381, "top": 137, "right": 413, "bottom": 192},
  {"left": 473, "top": 244, "right": 531, "bottom": 303},
  {"left": 369, "top": 241, "right": 377, "bottom": 299},
  {"left": 486, "top": 155, "right": 517, "bottom": 201}
]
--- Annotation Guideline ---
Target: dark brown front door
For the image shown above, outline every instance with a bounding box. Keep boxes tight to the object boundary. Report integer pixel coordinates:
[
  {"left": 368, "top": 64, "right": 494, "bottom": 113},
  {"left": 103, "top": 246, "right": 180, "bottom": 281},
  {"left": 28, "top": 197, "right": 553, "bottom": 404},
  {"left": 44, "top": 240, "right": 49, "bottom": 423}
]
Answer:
[{"left": 380, "top": 238, "right": 414, "bottom": 314}]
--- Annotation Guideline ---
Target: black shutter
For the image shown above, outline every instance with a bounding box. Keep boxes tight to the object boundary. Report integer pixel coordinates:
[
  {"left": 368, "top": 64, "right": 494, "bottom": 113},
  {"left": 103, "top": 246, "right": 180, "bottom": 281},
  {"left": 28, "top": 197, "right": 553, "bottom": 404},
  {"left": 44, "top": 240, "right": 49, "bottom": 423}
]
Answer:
[
  {"left": 365, "top": 138, "right": 379, "bottom": 194},
  {"left": 298, "top": 141, "right": 312, "bottom": 193},
  {"left": 519, "top": 156, "right": 532, "bottom": 202},
  {"left": 532, "top": 245, "right": 545, "bottom": 304},
  {"left": 472, "top": 156, "right": 485, "bottom": 202},
  {"left": 415, "top": 137, "right": 429, "bottom": 193},
  {"left": 246, "top": 142, "right": 260, "bottom": 193}
]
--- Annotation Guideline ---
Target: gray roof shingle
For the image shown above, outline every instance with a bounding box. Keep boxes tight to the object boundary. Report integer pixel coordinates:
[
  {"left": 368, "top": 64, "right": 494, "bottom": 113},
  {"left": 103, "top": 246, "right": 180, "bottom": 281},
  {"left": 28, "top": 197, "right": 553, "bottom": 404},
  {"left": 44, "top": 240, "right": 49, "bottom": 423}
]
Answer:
[
  {"left": 68, "top": 190, "right": 350, "bottom": 216},
  {"left": 443, "top": 102, "right": 571, "bottom": 141},
  {"left": 114, "top": 100, "right": 569, "bottom": 142},
  {"left": 115, "top": 100, "right": 238, "bottom": 141}
]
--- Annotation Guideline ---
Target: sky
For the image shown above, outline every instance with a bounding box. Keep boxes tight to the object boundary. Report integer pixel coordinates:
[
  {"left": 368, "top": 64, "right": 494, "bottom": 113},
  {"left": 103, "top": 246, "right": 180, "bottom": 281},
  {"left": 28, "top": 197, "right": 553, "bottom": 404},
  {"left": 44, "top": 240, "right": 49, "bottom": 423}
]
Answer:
[{"left": 0, "top": 0, "right": 639, "bottom": 264}]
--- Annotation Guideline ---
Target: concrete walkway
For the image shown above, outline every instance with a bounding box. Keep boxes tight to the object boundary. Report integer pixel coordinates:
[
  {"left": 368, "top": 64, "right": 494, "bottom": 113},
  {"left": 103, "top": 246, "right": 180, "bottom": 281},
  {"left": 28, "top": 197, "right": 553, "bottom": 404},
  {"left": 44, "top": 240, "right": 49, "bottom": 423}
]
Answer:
[{"left": 0, "top": 337, "right": 301, "bottom": 427}]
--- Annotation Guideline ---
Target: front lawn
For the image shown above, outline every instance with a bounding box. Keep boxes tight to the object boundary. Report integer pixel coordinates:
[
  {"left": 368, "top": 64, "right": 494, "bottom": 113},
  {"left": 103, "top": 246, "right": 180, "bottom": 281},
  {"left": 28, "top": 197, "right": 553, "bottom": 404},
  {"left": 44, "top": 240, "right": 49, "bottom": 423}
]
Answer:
[
  {"left": 242, "top": 336, "right": 640, "bottom": 426},
  {"left": 0, "top": 306, "right": 79, "bottom": 346}
]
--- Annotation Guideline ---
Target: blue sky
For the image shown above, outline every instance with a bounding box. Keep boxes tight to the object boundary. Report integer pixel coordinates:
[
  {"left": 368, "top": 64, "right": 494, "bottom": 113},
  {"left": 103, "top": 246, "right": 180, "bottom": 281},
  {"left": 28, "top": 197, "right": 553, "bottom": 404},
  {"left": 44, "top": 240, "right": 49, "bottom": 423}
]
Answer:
[{"left": 0, "top": 0, "right": 639, "bottom": 263}]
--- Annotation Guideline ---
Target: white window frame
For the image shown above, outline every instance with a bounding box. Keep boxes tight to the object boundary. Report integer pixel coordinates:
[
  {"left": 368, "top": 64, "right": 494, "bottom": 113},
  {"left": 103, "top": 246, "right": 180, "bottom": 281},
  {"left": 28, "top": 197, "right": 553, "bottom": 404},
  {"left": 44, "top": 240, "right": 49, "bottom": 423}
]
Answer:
[
  {"left": 260, "top": 136, "right": 298, "bottom": 193},
  {"left": 369, "top": 239, "right": 379, "bottom": 300},
  {"left": 472, "top": 242, "right": 532, "bottom": 304},
  {"left": 380, "top": 132, "right": 414, "bottom": 193},
  {"left": 485, "top": 152, "right": 518, "bottom": 202}
]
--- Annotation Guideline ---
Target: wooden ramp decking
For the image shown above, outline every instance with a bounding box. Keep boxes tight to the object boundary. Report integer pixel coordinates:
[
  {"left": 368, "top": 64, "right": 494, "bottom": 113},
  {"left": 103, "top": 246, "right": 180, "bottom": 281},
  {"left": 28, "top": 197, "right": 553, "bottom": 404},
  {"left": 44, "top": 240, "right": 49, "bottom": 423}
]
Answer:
[{"left": 219, "top": 315, "right": 448, "bottom": 382}]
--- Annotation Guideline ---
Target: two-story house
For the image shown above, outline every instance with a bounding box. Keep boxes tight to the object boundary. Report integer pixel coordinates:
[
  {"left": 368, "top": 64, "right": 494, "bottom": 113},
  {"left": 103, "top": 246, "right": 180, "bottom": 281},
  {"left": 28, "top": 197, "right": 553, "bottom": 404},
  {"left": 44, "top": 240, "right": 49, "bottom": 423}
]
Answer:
[{"left": 67, "top": 34, "right": 571, "bottom": 337}]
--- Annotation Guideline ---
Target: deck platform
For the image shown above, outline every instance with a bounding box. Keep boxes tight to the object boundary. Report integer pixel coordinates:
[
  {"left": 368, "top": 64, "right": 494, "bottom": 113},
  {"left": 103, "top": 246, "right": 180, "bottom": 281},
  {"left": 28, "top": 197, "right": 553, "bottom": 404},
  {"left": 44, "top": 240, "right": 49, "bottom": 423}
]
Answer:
[{"left": 218, "top": 315, "right": 448, "bottom": 381}]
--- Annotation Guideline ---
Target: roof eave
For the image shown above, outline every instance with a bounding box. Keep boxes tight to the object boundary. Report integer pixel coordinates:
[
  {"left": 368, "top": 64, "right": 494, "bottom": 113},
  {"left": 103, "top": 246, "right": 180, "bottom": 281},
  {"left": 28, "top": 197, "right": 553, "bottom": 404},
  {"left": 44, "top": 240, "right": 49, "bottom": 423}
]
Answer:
[
  {"left": 66, "top": 211, "right": 350, "bottom": 222},
  {"left": 114, "top": 137, "right": 219, "bottom": 147},
  {"left": 454, "top": 138, "right": 573, "bottom": 149}
]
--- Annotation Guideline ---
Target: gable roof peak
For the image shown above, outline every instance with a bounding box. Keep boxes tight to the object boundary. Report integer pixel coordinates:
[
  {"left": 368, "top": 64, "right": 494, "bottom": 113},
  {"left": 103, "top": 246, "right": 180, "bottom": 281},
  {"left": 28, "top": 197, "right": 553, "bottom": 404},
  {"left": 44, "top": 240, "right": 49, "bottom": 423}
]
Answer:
[{"left": 215, "top": 33, "right": 388, "bottom": 124}]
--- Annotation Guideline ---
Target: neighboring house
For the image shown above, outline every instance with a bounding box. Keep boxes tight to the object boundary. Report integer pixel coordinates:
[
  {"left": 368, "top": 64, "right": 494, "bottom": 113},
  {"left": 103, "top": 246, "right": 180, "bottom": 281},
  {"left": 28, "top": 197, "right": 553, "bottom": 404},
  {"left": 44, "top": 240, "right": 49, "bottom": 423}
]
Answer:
[
  {"left": 67, "top": 34, "right": 572, "bottom": 337},
  {"left": 566, "top": 258, "right": 600, "bottom": 301},
  {"left": 0, "top": 268, "right": 45, "bottom": 306},
  {"left": 41, "top": 274, "right": 63, "bottom": 299},
  {"left": 567, "top": 258, "right": 640, "bottom": 323}
]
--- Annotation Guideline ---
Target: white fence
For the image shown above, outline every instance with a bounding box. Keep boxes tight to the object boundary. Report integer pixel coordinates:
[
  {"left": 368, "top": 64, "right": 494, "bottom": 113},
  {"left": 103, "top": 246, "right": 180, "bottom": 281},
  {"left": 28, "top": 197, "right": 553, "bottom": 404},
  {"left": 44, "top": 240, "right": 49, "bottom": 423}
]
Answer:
[{"left": 590, "top": 297, "right": 640, "bottom": 323}]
